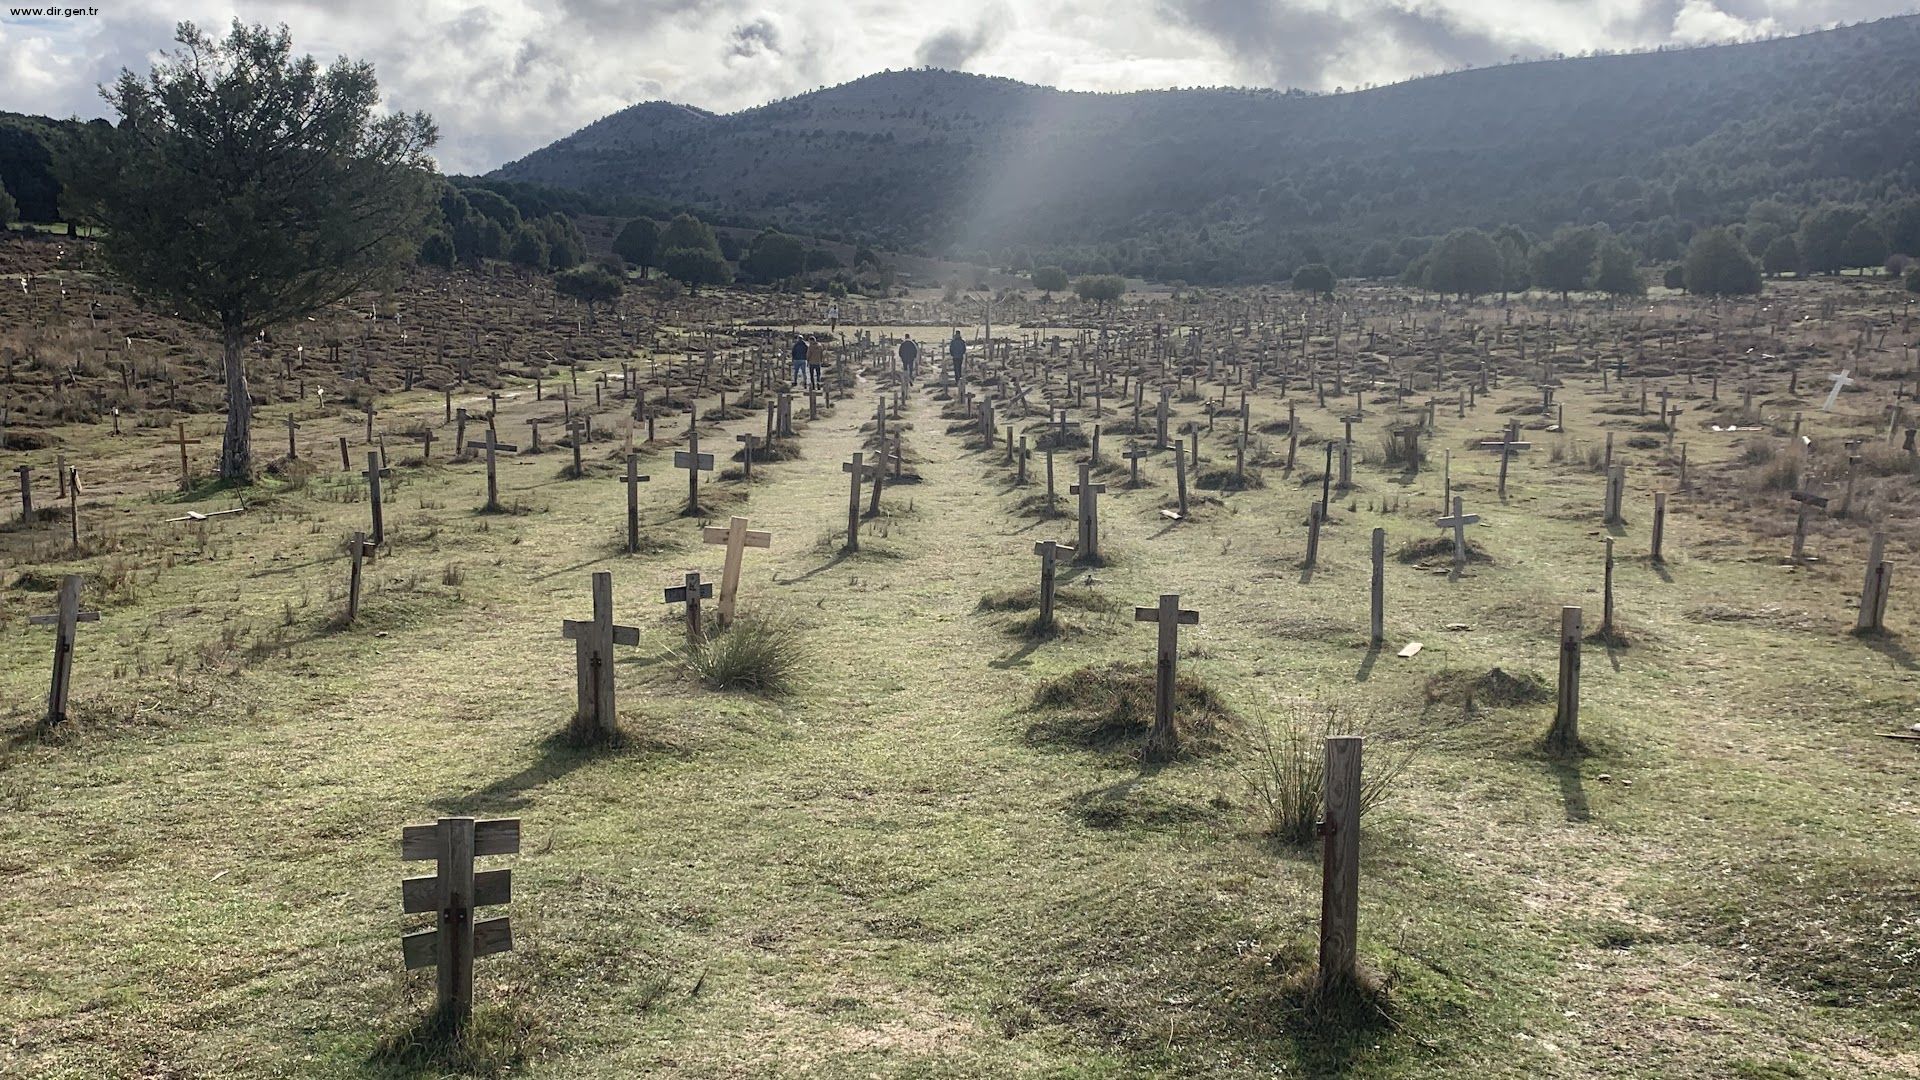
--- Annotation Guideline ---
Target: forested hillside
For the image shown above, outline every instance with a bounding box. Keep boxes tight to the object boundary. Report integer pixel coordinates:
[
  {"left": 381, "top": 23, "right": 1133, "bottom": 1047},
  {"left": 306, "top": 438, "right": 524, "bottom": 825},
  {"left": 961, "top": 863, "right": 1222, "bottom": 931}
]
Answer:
[{"left": 493, "top": 17, "right": 1920, "bottom": 284}]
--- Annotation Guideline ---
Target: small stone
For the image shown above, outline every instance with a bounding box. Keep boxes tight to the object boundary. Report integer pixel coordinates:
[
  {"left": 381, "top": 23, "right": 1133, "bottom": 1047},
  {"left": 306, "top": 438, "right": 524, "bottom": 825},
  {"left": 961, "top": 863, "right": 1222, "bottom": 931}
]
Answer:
[{"left": 1596, "top": 774, "right": 1612, "bottom": 783}]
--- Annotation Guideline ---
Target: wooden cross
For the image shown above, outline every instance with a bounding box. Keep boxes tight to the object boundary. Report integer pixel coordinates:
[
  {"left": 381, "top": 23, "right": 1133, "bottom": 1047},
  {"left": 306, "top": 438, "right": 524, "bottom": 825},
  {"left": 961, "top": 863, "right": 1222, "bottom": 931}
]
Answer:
[
  {"left": 27, "top": 574, "right": 99, "bottom": 725},
  {"left": 364, "top": 451, "right": 394, "bottom": 546},
  {"left": 414, "top": 427, "right": 435, "bottom": 462},
  {"left": 561, "top": 571, "right": 640, "bottom": 734},
  {"left": 1436, "top": 495, "right": 1479, "bottom": 576},
  {"left": 363, "top": 400, "right": 376, "bottom": 444},
  {"left": 344, "top": 531, "right": 377, "bottom": 623},
  {"left": 842, "top": 452, "right": 877, "bottom": 551},
  {"left": 1790, "top": 487, "right": 1829, "bottom": 563},
  {"left": 399, "top": 816, "right": 518, "bottom": 1028},
  {"left": 465, "top": 428, "right": 519, "bottom": 512},
  {"left": 1071, "top": 462, "right": 1107, "bottom": 560},
  {"left": 286, "top": 412, "right": 301, "bottom": 459},
  {"left": 624, "top": 452, "right": 652, "bottom": 554},
  {"left": 674, "top": 430, "right": 715, "bottom": 514},
  {"left": 736, "top": 432, "right": 759, "bottom": 480},
  {"left": 1133, "top": 594, "right": 1199, "bottom": 759},
  {"left": 663, "top": 570, "right": 715, "bottom": 644},
  {"left": 701, "top": 515, "right": 773, "bottom": 628},
  {"left": 565, "top": 416, "right": 589, "bottom": 479},
  {"left": 1033, "top": 539, "right": 1075, "bottom": 629},
  {"left": 173, "top": 422, "right": 202, "bottom": 490}
]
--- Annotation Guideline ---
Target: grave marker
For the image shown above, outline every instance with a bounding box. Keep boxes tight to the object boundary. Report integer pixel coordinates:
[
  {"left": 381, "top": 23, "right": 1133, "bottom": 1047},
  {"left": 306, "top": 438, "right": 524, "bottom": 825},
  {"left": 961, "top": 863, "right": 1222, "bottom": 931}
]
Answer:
[
  {"left": 1133, "top": 593, "right": 1199, "bottom": 759},
  {"left": 1316, "top": 735, "right": 1363, "bottom": 996},
  {"left": 701, "top": 516, "right": 773, "bottom": 628},
  {"left": 1033, "top": 539, "right": 1075, "bottom": 630},
  {"left": 27, "top": 574, "right": 98, "bottom": 725},
  {"left": 561, "top": 571, "right": 640, "bottom": 733},
  {"left": 674, "top": 431, "right": 716, "bottom": 514},
  {"left": 1436, "top": 496, "right": 1479, "bottom": 577},
  {"left": 344, "top": 531, "right": 376, "bottom": 623},
  {"left": 399, "top": 816, "right": 519, "bottom": 1027},
  {"left": 465, "top": 429, "right": 519, "bottom": 512},
  {"left": 663, "top": 570, "right": 715, "bottom": 644}
]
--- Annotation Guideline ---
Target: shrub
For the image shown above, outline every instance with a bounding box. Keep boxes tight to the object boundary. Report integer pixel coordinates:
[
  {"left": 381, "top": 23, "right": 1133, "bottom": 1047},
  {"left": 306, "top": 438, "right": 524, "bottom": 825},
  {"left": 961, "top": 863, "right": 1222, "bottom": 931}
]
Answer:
[
  {"left": 1243, "top": 700, "right": 1409, "bottom": 845},
  {"left": 677, "top": 609, "right": 811, "bottom": 694}
]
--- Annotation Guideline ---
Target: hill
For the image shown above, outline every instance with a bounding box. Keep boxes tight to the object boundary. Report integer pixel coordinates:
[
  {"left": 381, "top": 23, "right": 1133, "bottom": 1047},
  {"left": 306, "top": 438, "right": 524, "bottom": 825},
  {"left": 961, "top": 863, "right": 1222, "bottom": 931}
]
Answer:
[{"left": 492, "top": 18, "right": 1920, "bottom": 283}]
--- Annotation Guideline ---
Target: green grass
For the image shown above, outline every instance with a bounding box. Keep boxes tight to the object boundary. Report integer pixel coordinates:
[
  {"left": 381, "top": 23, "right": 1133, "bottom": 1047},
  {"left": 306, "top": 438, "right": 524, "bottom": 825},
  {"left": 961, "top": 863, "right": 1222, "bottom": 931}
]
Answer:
[{"left": 2, "top": 286, "right": 1918, "bottom": 1079}]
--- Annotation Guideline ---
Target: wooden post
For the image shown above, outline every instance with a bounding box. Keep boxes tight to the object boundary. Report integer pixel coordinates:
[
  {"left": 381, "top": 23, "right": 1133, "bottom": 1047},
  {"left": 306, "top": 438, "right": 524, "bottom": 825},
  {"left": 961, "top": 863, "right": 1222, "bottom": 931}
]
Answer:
[
  {"left": 1859, "top": 531, "right": 1891, "bottom": 633},
  {"left": 1174, "top": 438, "right": 1189, "bottom": 517},
  {"left": 1305, "top": 502, "right": 1323, "bottom": 570},
  {"left": 1369, "top": 528, "right": 1385, "bottom": 646},
  {"left": 625, "top": 453, "right": 650, "bottom": 554},
  {"left": 15, "top": 464, "right": 31, "bottom": 522},
  {"left": 1651, "top": 492, "right": 1667, "bottom": 562},
  {"left": 701, "top": 516, "right": 773, "bottom": 628},
  {"left": 1316, "top": 735, "right": 1363, "bottom": 996},
  {"left": 27, "top": 574, "right": 99, "bottom": 725},
  {"left": 345, "top": 531, "right": 376, "bottom": 623},
  {"left": 365, "top": 452, "right": 393, "bottom": 546},
  {"left": 1033, "top": 539, "right": 1074, "bottom": 630},
  {"left": 1549, "top": 606, "right": 1583, "bottom": 752},
  {"left": 1133, "top": 594, "right": 1199, "bottom": 759},
  {"left": 1601, "top": 537, "right": 1616, "bottom": 637}
]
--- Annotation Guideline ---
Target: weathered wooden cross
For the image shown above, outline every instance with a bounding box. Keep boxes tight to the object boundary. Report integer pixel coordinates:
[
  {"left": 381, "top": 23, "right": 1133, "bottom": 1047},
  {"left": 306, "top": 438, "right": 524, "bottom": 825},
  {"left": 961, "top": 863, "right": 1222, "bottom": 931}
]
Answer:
[
  {"left": 674, "top": 430, "right": 715, "bottom": 514},
  {"left": 344, "top": 531, "right": 377, "bottom": 623},
  {"left": 466, "top": 429, "right": 519, "bottom": 512},
  {"left": 1033, "top": 538, "right": 1075, "bottom": 629},
  {"left": 173, "top": 422, "right": 202, "bottom": 490},
  {"left": 27, "top": 574, "right": 99, "bottom": 725},
  {"left": 842, "top": 452, "right": 877, "bottom": 551},
  {"left": 624, "top": 453, "right": 651, "bottom": 554},
  {"left": 1133, "top": 593, "right": 1199, "bottom": 759},
  {"left": 1071, "top": 462, "right": 1106, "bottom": 561},
  {"left": 1436, "top": 495, "right": 1479, "bottom": 577},
  {"left": 663, "top": 570, "right": 715, "bottom": 644},
  {"left": 561, "top": 571, "right": 640, "bottom": 734},
  {"left": 701, "top": 515, "right": 773, "bottom": 628},
  {"left": 400, "top": 816, "right": 518, "bottom": 1027}
]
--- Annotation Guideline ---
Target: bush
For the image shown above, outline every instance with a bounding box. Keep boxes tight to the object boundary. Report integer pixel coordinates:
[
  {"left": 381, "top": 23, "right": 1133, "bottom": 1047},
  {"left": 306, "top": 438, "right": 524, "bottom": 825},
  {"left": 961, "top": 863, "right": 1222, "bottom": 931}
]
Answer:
[
  {"left": 1243, "top": 700, "right": 1408, "bottom": 845},
  {"left": 677, "top": 609, "right": 810, "bottom": 694}
]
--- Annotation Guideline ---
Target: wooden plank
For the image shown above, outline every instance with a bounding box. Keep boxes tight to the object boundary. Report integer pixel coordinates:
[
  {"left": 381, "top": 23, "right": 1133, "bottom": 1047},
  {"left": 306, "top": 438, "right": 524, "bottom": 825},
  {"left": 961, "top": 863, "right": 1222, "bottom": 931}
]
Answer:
[
  {"left": 474, "top": 916, "right": 513, "bottom": 959},
  {"left": 1316, "top": 736, "right": 1364, "bottom": 992},
  {"left": 1396, "top": 642, "right": 1422, "bottom": 658},
  {"left": 400, "top": 818, "right": 519, "bottom": 861},
  {"left": 401, "top": 868, "right": 511, "bottom": 914},
  {"left": 402, "top": 927, "right": 438, "bottom": 969}
]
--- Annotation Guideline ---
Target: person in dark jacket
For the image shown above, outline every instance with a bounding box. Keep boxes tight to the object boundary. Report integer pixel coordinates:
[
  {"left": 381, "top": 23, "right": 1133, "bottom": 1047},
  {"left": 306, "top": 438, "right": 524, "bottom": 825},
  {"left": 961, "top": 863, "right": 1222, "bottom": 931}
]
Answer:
[
  {"left": 948, "top": 329, "right": 966, "bottom": 384},
  {"left": 790, "top": 333, "right": 809, "bottom": 386},
  {"left": 899, "top": 334, "right": 919, "bottom": 383}
]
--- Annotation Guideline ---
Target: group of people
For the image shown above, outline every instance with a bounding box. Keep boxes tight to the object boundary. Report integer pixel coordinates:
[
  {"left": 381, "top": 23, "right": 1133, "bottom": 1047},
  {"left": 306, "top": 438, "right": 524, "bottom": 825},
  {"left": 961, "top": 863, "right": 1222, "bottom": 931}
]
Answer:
[{"left": 790, "top": 327, "right": 971, "bottom": 389}]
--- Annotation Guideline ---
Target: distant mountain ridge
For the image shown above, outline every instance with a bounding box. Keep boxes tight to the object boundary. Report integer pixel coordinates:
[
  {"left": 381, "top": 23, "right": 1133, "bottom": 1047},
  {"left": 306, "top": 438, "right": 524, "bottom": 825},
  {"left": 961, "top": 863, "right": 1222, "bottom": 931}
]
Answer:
[{"left": 427, "top": 20, "right": 1920, "bottom": 282}]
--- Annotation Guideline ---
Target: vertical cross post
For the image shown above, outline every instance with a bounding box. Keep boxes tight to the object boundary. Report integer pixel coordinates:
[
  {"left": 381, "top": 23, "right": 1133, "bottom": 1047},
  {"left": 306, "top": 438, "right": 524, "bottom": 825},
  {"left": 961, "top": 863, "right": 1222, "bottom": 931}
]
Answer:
[
  {"left": 1316, "top": 735, "right": 1364, "bottom": 997},
  {"left": 1549, "top": 606, "right": 1583, "bottom": 753}
]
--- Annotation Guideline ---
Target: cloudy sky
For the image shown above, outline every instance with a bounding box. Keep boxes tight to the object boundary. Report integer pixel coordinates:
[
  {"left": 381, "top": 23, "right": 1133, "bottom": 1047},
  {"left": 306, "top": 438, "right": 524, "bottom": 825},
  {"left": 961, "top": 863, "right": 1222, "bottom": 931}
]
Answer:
[{"left": 0, "top": 0, "right": 1908, "bottom": 174}]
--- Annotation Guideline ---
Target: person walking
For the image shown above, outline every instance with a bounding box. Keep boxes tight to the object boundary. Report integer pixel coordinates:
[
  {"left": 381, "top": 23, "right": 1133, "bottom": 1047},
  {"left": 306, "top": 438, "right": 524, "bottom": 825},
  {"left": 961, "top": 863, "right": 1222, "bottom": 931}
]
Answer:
[
  {"left": 807, "top": 335, "right": 827, "bottom": 390},
  {"left": 790, "top": 332, "right": 809, "bottom": 387},
  {"left": 899, "top": 334, "right": 919, "bottom": 383},
  {"left": 948, "top": 329, "right": 966, "bottom": 385}
]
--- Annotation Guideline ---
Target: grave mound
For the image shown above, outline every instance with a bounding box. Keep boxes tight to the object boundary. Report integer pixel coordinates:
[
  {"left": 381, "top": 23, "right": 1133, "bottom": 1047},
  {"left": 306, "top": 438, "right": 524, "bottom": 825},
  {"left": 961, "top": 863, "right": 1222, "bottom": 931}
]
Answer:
[
  {"left": 1423, "top": 666, "right": 1552, "bottom": 712},
  {"left": 1025, "top": 661, "right": 1234, "bottom": 757}
]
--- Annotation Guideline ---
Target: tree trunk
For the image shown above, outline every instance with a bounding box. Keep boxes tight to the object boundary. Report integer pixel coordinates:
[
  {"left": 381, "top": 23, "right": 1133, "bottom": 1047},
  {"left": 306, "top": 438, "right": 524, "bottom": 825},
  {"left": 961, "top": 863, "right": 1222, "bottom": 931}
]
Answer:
[{"left": 220, "top": 325, "right": 253, "bottom": 482}]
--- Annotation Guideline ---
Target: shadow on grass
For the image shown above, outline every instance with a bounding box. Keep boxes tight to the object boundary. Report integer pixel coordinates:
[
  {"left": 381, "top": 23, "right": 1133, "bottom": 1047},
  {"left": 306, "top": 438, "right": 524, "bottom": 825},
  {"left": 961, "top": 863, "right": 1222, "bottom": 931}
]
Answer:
[
  {"left": 363, "top": 1000, "right": 544, "bottom": 1080},
  {"left": 1857, "top": 629, "right": 1919, "bottom": 671},
  {"left": 446, "top": 727, "right": 686, "bottom": 816}
]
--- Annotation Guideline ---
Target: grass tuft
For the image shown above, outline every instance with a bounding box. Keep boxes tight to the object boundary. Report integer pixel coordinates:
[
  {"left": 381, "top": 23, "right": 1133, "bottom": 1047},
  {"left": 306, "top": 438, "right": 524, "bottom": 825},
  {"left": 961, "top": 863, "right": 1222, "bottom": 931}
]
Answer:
[
  {"left": 1242, "top": 700, "right": 1409, "bottom": 844},
  {"left": 676, "top": 609, "right": 812, "bottom": 695}
]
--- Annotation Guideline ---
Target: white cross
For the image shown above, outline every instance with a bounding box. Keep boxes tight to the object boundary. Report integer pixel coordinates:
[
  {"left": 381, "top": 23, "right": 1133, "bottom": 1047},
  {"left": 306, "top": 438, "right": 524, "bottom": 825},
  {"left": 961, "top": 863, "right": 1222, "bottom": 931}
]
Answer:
[{"left": 1823, "top": 370, "right": 1854, "bottom": 412}]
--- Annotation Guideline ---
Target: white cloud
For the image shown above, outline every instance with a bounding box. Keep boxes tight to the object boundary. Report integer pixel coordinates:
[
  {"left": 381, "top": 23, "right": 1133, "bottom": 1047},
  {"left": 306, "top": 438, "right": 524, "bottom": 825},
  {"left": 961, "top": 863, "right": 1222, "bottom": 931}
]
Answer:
[{"left": 0, "top": 0, "right": 1903, "bottom": 174}]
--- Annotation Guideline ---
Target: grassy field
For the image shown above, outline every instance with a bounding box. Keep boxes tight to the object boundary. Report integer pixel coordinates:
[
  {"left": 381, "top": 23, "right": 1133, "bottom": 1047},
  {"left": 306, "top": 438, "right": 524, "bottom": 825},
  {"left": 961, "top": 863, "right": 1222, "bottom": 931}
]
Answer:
[{"left": 3, "top": 281, "right": 1919, "bottom": 1078}]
